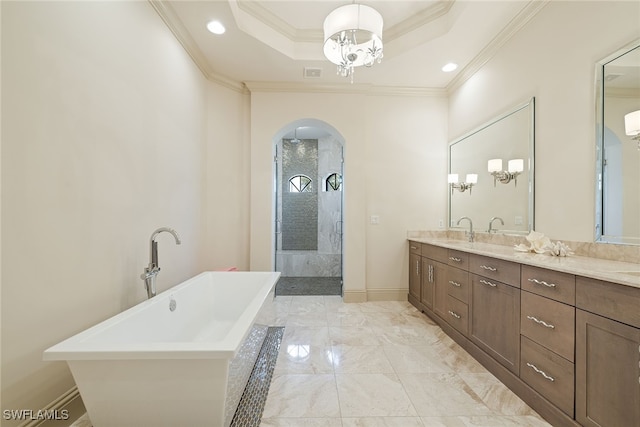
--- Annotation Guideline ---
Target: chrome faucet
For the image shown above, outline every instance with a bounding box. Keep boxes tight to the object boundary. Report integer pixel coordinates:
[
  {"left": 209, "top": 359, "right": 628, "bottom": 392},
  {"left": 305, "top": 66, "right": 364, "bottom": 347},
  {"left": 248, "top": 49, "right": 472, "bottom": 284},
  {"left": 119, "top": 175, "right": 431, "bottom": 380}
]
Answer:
[
  {"left": 456, "top": 216, "right": 474, "bottom": 242},
  {"left": 488, "top": 216, "right": 505, "bottom": 233},
  {"left": 141, "top": 227, "right": 181, "bottom": 298}
]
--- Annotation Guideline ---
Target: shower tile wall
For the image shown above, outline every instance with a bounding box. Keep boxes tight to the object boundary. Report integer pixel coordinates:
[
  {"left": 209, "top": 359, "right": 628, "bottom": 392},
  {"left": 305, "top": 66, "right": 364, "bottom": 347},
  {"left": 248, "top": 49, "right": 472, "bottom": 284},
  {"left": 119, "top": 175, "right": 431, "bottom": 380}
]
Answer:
[
  {"left": 277, "top": 135, "right": 342, "bottom": 278},
  {"left": 282, "top": 139, "right": 318, "bottom": 251}
]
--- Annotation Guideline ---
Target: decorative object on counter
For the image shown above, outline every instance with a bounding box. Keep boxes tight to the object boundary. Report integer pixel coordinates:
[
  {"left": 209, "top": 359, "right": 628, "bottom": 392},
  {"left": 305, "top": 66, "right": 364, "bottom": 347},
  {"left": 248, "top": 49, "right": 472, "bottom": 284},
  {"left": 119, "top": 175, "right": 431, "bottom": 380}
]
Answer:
[
  {"left": 515, "top": 231, "right": 574, "bottom": 257},
  {"left": 488, "top": 158, "right": 524, "bottom": 187},
  {"left": 448, "top": 173, "right": 477, "bottom": 194}
]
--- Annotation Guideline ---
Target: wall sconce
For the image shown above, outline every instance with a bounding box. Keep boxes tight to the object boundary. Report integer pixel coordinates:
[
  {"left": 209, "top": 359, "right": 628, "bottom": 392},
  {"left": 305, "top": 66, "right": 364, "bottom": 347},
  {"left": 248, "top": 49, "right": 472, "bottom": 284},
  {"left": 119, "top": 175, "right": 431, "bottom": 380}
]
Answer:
[
  {"left": 448, "top": 173, "right": 477, "bottom": 194},
  {"left": 624, "top": 110, "right": 640, "bottom": 150},
  {"left": 488, "top": 158, "right": 523, "bottom": 187}
]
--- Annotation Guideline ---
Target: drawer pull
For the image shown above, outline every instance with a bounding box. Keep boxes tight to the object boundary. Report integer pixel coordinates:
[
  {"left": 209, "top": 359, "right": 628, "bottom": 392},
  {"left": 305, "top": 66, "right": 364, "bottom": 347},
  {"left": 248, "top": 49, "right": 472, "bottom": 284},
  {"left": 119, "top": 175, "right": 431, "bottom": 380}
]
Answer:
[
  {"left": 526, "top": 315, "right": 555, "bottom": 329},
  {"left": 410, "top": 245, "right": 418, "bottom": 250},
  {"left": 479, "top": 279, "right": 497, "bottom": 287},
  {"left": 449, "top": 280, "right": 461, "bottom": 287},
  {"left": 449, "top": 256, "right": 462, "bottom": 262},
  {"left": 526, "top": 362, "right": 555, "bottom": 382},
  {"left": 480, "top": 264, "right": 497, "bottom": 272},
  {"left": 448, "top": 310, "right": 461, "bottom": 319},
  {"left": 527, "top": 278, "right": 556, "bottom": 288}
]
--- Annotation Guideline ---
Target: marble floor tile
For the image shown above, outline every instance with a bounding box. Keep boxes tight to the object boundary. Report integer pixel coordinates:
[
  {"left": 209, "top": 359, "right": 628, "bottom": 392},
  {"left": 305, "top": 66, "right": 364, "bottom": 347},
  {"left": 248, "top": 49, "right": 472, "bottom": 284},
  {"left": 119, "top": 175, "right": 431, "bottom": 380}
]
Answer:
[
  {"left": 370, "top": 325, "right": 440, "bottom": 346},
  {"left": 286, "top": 312, "right": 330, "bottom": 327},
  {"left": 326, "top": 311, "right": 369, "bottom": 327},
  {"left": 453, "top": 415, "right": 552, "bottom": 426},
  {"left": 336, "top": 373, "right": 418, "bottom": 417},
  {"left": 328, "top": 326, "right": 380, "bottom": 345},
  {"left": 331, "top": 345, "right": 395, "bottom": 373},
  {"left": 383, "top": 344, "right": 453, "bottom": 374},
  {"left": 281, "top": 326, "right": 331, "bottom": 347},
  {"left": 274, "top": 345, "right": 335, "bottom": 374},
  {"left": 342, "top": 417, "right": 427, "bottom": 426},
  {"left": 398, "top": 372, "right": 494, "bottom": 417},
  {"left": 457, "top": 373, "right": 538, "bottom": 416},
  {"left": 289, "top": 296, "right": 327, "bottom": 313},
  {"left": 262, "top": 374, "right": 340, "bottom": 418},
  {"left": 260, "top": 417, "right": 343, "bottom": 427}
]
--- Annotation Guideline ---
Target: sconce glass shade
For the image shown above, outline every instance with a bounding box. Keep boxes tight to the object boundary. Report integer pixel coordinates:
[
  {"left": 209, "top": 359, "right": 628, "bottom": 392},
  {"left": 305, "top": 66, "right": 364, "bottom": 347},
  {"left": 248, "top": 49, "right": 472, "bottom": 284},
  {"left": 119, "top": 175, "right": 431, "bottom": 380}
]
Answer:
[
  {"left": 487, "top": 159, "right": 503, "bottom": 173},
  {"left": 508, "top": 159, "right": 524, "bottom": 173},
  {"left": 448, "top": 174, "right": 459, "bottom": 183},
  {"left": 465, "top": 174, "right": 478, "bottom": 184},
  {"left": 625, "top": 110, "right": 640, "bottom": 136}
]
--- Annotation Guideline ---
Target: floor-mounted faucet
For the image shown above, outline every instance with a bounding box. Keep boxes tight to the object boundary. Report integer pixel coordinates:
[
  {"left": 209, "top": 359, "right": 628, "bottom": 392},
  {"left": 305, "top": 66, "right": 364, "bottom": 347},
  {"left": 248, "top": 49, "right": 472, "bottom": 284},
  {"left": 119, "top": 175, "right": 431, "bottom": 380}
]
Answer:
[
  {"left": 488, "top": 216, "right": 505, "bottom": 233},
  {"left": 456, "top": 216, "right": 474, "bottom": 242},
  {"left": 141, "top": 227, "right": 181, "bottom": 298}
]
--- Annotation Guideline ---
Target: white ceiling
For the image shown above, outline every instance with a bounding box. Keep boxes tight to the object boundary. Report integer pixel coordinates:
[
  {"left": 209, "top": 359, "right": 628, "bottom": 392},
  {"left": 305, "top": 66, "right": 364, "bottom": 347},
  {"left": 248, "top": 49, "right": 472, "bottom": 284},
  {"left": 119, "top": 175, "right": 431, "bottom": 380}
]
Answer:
[{"left": 157, "top": 0, "right": 545, "bottom": 91}]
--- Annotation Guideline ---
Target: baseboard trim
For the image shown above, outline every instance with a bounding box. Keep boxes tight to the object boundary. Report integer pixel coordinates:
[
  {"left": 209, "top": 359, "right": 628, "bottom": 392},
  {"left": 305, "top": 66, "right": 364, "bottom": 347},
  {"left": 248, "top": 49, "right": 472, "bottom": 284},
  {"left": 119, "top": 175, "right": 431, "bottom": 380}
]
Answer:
[
  {"left": 366, "top": 288, "right": 408, "bottom": 301},
  {"left": 343, "top": 290, "right": 367, "bottom": 303},
  {"left": 18, "top": 386, "right": 81, "bottom": 427},
  {"left": 343, "top": 289, "right": 408, "bottom": 303}
]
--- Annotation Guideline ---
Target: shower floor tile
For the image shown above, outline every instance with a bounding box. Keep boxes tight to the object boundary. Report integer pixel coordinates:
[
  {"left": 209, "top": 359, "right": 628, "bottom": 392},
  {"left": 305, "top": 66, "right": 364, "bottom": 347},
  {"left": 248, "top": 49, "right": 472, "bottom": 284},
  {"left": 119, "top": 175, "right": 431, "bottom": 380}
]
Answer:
[{"left": 275, "top": 277, "right": 342, "bottom": 296}]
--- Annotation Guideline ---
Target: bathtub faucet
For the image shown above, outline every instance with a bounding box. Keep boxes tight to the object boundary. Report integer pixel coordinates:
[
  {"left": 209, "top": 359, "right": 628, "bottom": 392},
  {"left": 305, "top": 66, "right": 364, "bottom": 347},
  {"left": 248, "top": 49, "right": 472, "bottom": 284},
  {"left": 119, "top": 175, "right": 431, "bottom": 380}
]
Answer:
[{"left": 141, "top": 227, "right": 182, "bottom": 298}]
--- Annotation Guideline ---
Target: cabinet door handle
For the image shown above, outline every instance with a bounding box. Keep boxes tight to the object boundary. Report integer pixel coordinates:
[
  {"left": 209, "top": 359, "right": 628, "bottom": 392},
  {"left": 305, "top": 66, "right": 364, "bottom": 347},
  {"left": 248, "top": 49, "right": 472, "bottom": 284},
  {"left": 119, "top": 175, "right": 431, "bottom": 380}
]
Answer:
[
  {"left": 416, "top": 260, "right": 420, "bottom": 276},
  {"left": 449, "top": 280, "right": 461, "bottom": 287},
  {"left": 480, "top": 265, "right": 497, "bottom": 272},
  {"left": 527, "top": 278, "right": 557, "bottom": 288},
  {"left": 479, "top": 279, "right": 497, "bottom": 287},
  {"left": 526, "top": 315, "right": 555, "bottom": 329},
  {"left": 526, "top": 362, "right": 555, "bottom": 382},
  {"left": 449, "top": 256, "right": 462, "bottom": 262},
  {"left": 448, "top": 310, "right": 461, "bottom": 319},
  {"left": 429, "top": 265, "right": 434, "bottom": 283}
]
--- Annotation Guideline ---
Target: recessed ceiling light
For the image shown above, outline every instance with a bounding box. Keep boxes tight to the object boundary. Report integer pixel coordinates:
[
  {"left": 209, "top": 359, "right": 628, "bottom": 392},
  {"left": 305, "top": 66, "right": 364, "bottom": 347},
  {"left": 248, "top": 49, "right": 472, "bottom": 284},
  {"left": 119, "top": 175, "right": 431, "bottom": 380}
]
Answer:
[
  {"left": 206, "top": 20, "right": 225, "bottom": 35},
  {"left": 442, "top": 63, "right": 458, "bottom": 72}
]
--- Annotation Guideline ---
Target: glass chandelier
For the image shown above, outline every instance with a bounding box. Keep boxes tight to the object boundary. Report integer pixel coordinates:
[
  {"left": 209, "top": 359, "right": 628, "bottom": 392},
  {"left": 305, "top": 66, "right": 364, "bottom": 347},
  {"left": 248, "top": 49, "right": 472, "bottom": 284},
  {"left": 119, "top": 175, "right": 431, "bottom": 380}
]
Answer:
[{"left": 323, "top": 3, "right": 384, "bottom": 83}]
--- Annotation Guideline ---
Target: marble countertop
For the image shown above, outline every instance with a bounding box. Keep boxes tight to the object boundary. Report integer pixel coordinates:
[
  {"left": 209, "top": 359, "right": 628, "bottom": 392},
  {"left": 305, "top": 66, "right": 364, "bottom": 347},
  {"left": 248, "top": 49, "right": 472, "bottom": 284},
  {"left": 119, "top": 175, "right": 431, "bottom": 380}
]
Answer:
[{"left": 408, "top": 237, "right": 640, "bottom": 289}]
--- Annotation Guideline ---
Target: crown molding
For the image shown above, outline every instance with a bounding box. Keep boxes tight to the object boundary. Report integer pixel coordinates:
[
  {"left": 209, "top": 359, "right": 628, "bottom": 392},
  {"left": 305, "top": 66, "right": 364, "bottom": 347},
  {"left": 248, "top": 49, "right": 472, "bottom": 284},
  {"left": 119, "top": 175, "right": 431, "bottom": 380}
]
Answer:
[
  {"left": 244, "top": 81, "right": 447, "bottom": 97},
  {"left": 235, "top": 0, "right": 322, "bottom": 44},
  {"left": 384, "top": 0, "right": 454, "bottom": 42},
  {"left": 446, "top": 0, "right": 550, "bottom": 94},
  {"left": 148, "top": 0, "right": 246, "bottom": 93}
]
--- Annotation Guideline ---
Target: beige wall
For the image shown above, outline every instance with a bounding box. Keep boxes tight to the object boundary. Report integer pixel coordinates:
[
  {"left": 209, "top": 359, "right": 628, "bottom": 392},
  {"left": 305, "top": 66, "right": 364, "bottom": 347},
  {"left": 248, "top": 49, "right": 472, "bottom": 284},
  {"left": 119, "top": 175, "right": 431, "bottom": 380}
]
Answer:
[
  {"left": 2, "top": 0, "right": 639, "bottom": 422},
  {"left": 448, "top": 0, "right": 640, "bottom": 242},
  {"left": 249, "top": 91, "right": 448, "bottom": 300},
  {"left": 0, "top": 1, "right": 247, "bottom": 422}
]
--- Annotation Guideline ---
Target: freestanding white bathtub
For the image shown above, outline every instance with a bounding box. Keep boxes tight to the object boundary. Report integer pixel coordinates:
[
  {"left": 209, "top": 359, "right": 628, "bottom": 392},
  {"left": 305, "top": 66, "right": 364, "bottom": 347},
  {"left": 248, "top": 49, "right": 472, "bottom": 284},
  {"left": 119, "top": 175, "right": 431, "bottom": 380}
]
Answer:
[{"left": 43, "top": 271, "right": 280, "bottom": 427}]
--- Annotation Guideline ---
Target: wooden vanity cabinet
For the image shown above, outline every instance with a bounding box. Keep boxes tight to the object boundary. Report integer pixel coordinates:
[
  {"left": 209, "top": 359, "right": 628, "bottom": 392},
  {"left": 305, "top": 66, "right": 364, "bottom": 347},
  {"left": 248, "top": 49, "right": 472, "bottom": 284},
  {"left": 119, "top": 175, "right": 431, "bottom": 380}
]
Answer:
[
  {"left": 420, "top": 244, "right": 448, "bottom": 312},
  {"left": 575, "top": 276, "right": 640, "bottom": 427},
  {"left": 470, "top": 272, "right": 521, "bottom": 375},
  {"left": 409, "top": 252, "right": 421, "bottom": 301}
]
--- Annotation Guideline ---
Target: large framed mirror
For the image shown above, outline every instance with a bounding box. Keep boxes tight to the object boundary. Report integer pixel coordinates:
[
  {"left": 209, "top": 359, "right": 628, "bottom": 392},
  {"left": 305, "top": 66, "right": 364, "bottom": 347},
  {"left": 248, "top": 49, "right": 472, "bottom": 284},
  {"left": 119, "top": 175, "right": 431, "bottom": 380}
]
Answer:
[
  {"left": 449, "top": 98, "right": 534, "bottom": 235},
  {"left": 595, "top": 40, "right": 640, "bottom": 245}
]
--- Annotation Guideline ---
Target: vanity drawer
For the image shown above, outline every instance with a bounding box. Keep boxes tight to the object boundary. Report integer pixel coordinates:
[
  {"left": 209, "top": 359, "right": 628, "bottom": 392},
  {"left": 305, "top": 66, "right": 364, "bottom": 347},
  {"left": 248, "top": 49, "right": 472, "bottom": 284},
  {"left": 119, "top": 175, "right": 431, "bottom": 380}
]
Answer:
[
  {"left": 520, "top": 336, "right": 574, "bottom": 417},
  {"left": 447, "top": 267, "right": 469, "bottom": 303},
  {"left": 469, "top": 254, "right": 520, "bottom": 288},
  {"left": 422, "top": 243, "right": 448, "bottom": 263},
  {"left": 576, "top": 276, "right": 640, "bottom": 328},
  {"left": 409, "top": 241, "right": 422, "bottom": 256},
  {"left": 521, "top": 265, "right": 575, "bottom": 305},
  {"left": 445, "top": 295, "right": 468, "bottom": 336},
  {"left": 447, "top": 249, "right": 469, "bottom": 270},
  {"left": 521, "top": 291, "right": 575, "bottom": 362}
]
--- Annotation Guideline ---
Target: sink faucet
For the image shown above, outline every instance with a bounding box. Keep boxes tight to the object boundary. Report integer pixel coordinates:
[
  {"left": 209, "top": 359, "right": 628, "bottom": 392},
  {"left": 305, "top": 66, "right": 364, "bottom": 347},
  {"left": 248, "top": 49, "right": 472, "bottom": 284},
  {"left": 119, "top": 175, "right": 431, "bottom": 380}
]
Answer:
[
  {"left": 488, "top": 216, "right": 505, "bottom": 233},
  {"left": 141, "top": 227, "right": 181, "bottom": 298},
  {"left": 456, "top": 216, "right": 474, "bottom": 242}
]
